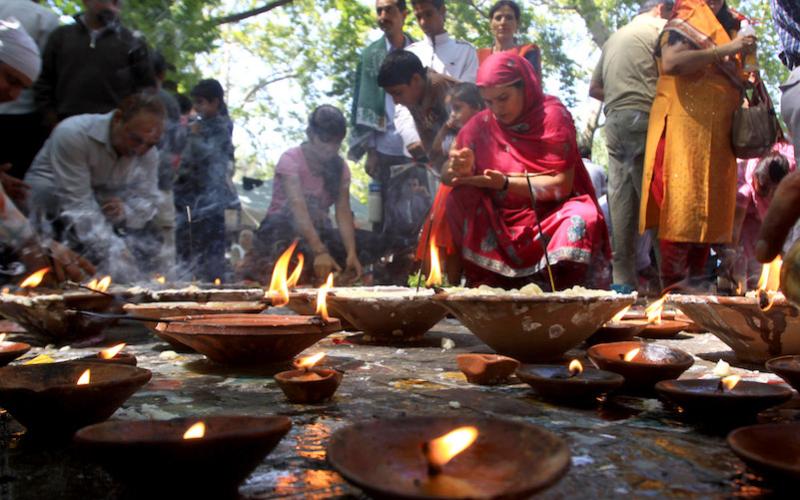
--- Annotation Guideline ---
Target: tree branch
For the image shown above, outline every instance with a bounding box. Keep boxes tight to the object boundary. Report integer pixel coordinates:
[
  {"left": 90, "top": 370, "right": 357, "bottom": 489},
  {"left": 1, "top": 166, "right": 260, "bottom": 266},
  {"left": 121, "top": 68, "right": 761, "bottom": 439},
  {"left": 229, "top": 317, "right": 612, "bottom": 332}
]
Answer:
[
  {"left": 243, "top": 72, "right": 299, "bottom": 102},
  {"left": 213, "top": 0, "right": 295, "bottom": 25}
]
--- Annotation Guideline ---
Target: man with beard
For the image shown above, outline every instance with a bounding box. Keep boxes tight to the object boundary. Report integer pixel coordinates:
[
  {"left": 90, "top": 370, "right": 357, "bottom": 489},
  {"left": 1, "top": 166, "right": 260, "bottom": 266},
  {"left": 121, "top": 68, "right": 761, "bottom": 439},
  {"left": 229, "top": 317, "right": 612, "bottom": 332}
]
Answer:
[{"left": 34, "top": 0, "right": 154, "bottom": 130}]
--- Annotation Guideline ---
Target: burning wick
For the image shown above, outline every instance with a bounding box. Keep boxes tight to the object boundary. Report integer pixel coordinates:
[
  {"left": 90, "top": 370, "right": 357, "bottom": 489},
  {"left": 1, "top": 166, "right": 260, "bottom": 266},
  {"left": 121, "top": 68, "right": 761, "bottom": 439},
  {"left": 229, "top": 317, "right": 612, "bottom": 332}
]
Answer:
[
  {"left": 20, "top": 268, "right": 50, "bottom": 288},
  {"left": 567, "top": 359, "right": 583, "bottom": 378},
  {"left": 99, "top": 343, "right": 126, "bottom": 360},
  {"left": 155, "top": 275, "right": 166, "bottom": 285},
  {"left": 214, "top": 278, "right": 221, "bottom": 286},
  {"left": 183, "top": 421, "right": 206, "bottom": 440},
  {"left": 610, "top": 306, "right": 631, "bottom": 324},
  {"left": 425, "top": 237, "right": 443, "bottom": 288},
  {"left": 717, "top": 375, "right": 741, "bottom": 392},
  {"left": 287, "top": 253, "right": 305, "bottom": 289},
  {"left": 86, "top": 276, "right": 112, "bottom": 292},
  {"left": 315, "top": 273, "right": 334, "bottom": 322},
  {"left": 422, "top": 426, "right": 478, "bottom": 476},
  {"left": 77, "top": 369, "right": 91, "bottom": 385},
  {"left": 268, "top": 240, "right": 299, "bottom": 307},
  {"left": 756, "top": 256, "right": 782, "bottom": 312},
  {"left": 295, "top": 352, "right": 325, "bottom": 371},
  {"left": 621, "top": 348, "right": 640, "bottom": 362},
  {"left": 0, "top": 334, "right": 6, "bottom": 344},
  {"left": 645, "top": 297, "right": 666, "bottom": 324}
]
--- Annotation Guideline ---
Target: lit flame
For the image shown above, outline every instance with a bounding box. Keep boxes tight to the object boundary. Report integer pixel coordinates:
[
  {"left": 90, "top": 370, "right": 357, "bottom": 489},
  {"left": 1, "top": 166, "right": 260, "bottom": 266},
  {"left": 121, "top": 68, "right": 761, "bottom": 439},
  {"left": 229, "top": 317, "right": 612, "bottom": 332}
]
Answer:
[
  {"left": 20, "top": 268, "right": 50, "bottom": 288},
  {"left": 87, "top": 275, "right": 112, "bottom": 292},
  {"left": 425, "top": 237, "right": 443, "bottom": 288},
  {"left": 1, "top": 287, "right": 9, "bottom": 294},
  {"left": 424, "top": 426, "right": 479, "bottom": 472},
  {"left": 287, "top": 253, "right": 305, "bottom": 289},
  {"left": 315, "top": 273, "right": 334, "bottom": 322},
  {"left": 99, "top": 343, "right": 126, "bottom": 360},
  {"left": 611, "top": 306, "right": 631, "bottom": 323},
  {"left": 623, "top": 348, "right": 641, "bottom": 362},
  {"left": 757, "top": 256, "right": 782, "bottom": 311},
  {"left": 214, "top": 278, "right": 221, "bottom": 286},
  {"left": 0, "top": 334, "right": 5, "bottom": 343},
  {"left": 268, "top": 241, "right": 298, "bottom": 307},
  {"left": 77, "top": 369, "right": 91, "bottom": 385},
  {"left": 645, "top": 296, "right": 666, "bottom": 324},
  {"left": 155, "top": 275, "right": 166, "bottom": 285},
  {"left": 183, "top": 422, "right": 206, "bottom": 440},
  {"left": 295, "top": 352, "right": 326, "bottom": 370},
  {"left": 568, "top": 359, "right": 583, "bottom": 376},
  {"left": 720, "top": 375, "right": 741, "bottom": 391}
]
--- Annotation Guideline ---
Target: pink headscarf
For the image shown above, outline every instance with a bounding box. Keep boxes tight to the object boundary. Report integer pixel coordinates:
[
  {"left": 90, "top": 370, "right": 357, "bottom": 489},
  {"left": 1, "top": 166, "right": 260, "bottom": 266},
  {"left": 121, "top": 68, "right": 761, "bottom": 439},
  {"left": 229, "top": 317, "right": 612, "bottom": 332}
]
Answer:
[{"left": 456, "top": 52, "right": 597, "bottom": 200}]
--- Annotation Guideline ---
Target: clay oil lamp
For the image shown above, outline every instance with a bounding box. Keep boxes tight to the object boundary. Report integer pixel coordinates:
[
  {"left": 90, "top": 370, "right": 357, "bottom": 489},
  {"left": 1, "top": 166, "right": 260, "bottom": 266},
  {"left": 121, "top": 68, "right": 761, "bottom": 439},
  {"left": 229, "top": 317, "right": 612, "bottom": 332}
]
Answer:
[
  {"left": 456, "top": 354, "right": 520, "bottom": 385},
  {"left": 587, "top": 341, "right": 694, "bottom": 392},
  {"left": 74, "top": 415, "right": 292, "bottom": 498},
  {"left": 669, "top": 257, "right": 800, "bottom": 363},
  {"left": 655, "top": 375, "right": 793, "bottom": 423},
  {"left": 275, "top": 351, "right": 343, "bottom": 403},
  {"left": 766, "top": 355, "right": 800, "bottom": 392},
  {"left": 156, "top": 273, "right": 341, "bottom": 365},
  {"left": 78, "top": 343, "right": 137, "bottom": 366},
  {"left": 327, "top": 417, "right": 570, "bottom": 499},
  {"left": 516, "top": 359, "right": 625, "bottom": 404},
  {"left": 728, "top": 423, "right": 800, "bottom": 485},
  {"left": 0, "top": 268, "right": 117, "bottom": 343},
  {"left": 587, "top": 306, "right": 647, "bottom": 345},
  {"left": 0, "top": 361, "right": 151, "bottom": 436},
  {"left": 0, "top": 333, "right": 31, "bottom": 367},
  {"left": 636, "top": 296, "right": 691, "bottom": 339}
]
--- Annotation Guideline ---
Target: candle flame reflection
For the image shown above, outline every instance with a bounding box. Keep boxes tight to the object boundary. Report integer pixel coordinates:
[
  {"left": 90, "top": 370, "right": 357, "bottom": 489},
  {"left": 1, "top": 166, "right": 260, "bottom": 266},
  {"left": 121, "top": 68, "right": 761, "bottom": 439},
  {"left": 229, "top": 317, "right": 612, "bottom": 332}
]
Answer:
[
  {"left": 623, "top": 348, "right": 640, "bottom": 362},
  {"left": 424, "top": 426, "right": 479, "bottom": 473},
  {"left": 568, "top": 359, "right": 583, "bottom": 376},
  {"left": 183, "top": 421, "right": 206, "bottom": 440},
  {"left": 99, "top": 343, "right": 125, "bottom": 360},
  {"left": 20, "top": 268, "right": 50, "bottom": 288},
  {"left": 77, "top": 369, "right": 91, "bottom": 385}
]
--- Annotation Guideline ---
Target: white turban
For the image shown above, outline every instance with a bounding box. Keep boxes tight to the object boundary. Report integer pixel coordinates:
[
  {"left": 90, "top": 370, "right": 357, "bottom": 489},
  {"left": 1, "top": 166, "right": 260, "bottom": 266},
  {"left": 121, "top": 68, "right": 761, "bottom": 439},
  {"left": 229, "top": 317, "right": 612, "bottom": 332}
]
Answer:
[{"left": 0, "top": 18, "right": 41, "bottom": 82}]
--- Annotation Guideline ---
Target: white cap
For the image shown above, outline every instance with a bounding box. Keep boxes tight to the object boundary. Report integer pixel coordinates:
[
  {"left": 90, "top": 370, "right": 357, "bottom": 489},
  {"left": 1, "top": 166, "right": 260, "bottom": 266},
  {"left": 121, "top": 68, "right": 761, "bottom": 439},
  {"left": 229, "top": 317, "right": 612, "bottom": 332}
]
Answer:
[{"left": 0, "top": 18, "right": 41, "bottom": 82}]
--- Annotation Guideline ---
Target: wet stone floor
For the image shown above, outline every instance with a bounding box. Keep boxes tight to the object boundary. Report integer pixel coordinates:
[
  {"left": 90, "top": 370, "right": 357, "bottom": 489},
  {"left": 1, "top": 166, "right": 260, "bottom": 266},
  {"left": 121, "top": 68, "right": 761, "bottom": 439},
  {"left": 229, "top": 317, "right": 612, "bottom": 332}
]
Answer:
[{"left": 0, "top": 313, "right": 796, "bottom": 499}]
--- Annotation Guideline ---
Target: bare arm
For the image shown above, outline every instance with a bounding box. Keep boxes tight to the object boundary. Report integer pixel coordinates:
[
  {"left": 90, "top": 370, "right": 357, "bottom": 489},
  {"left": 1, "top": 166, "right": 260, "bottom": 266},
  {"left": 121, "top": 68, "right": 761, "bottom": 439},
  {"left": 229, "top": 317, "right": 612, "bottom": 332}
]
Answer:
[
  {"left": 589, "top": 58, "right": 604, "bottom": 101},
  {"left": 661, "top": 35, "right": 752, "bottom": 76}
]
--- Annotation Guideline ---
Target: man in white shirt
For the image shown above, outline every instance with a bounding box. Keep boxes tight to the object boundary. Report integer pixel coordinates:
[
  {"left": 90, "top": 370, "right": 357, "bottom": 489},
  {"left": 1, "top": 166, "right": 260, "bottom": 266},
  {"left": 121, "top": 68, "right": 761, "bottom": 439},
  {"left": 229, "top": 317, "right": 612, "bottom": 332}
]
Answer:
[
  {"left": 395, "top": 0, "right": 477, "bottom": 158},
  {"left": 25, "top": 93, "right": 164, "bottom": 279}
]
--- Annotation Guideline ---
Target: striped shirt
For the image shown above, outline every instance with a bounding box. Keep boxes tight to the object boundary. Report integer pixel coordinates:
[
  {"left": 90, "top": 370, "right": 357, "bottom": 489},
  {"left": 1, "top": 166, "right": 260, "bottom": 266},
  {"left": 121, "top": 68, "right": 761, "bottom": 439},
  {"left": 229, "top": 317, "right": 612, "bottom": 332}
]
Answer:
[{"left": 771, "top": 0, "right": 800, "bottom": 66}]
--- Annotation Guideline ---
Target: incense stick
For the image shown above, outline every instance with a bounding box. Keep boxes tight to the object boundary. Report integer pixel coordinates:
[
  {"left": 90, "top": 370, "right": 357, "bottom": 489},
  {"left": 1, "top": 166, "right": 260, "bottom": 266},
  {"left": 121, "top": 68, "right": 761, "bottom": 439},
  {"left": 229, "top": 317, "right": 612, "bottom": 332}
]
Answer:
[{"left": 525, "top": 174, "right": 556, "bottom": 292}]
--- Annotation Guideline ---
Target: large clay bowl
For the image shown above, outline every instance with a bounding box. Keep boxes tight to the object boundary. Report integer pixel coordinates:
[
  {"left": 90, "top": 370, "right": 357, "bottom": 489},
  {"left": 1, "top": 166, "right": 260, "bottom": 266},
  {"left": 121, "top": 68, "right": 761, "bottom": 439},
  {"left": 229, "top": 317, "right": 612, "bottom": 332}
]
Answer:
[
  {"left": 327, "top": 416, "right": 570, "bottom": 499},
  {"left": 668, "top": 295, "right": 800, "bottom": 363},
  {"left": 0, "top": 361, "right": 151, "bottom": 436},
  {"left": 655, "top": 379, "right": 792, "bottom": 421},
  {"left": 587, "top": 341, "right": 694, "bottom": 391},
  {"left": 155, "top": 314, "right": 341, "bottom": 365},
  {"left": 766, "top": 355, "right": 800, "bottom": 392},
  {"left": 728, "top": 423, "right": 800, "bottom": 484},
  {"left": 75, "top": 416, "right": 292, "bottom": 497},
  {"left": 434, "top": 291, "right": 636, "bottom": 362},
  {"left": 0, "top": 292, "right": 116, "bottom": 342},
  {"left": 0, "top": 342, "right": 31, "bottom": 366},
  {"left": 326, "top": 287, "right": 447, "bottom": 342}
]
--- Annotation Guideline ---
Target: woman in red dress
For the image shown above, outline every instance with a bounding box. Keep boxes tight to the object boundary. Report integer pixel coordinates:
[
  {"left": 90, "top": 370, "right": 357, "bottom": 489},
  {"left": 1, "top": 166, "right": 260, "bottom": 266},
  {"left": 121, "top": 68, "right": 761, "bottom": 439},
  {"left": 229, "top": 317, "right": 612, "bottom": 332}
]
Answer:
[{"left": 444, "top": 52, "right": 610, "bottom": 289}]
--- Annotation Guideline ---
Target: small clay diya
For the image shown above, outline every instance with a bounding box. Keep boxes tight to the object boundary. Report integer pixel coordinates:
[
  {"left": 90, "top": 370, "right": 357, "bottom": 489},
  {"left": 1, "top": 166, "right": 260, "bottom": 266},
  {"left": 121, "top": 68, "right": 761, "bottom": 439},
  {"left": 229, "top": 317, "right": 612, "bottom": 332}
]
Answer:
[
  {"left": 74, "top": 416, "right": 292, "bottom": 498},
  {"left": 655, "top": 378, "right": 793, "bottom": 421},
  {"left": 766, "top": 355, "right": 800, "bottom": 392},
  {"left": 637, "top": 319, "right": 692, "bottom": 339},
  {"left": 516, "top": 360, "right": 624, "bottom": 403},
  {"left": 78, "top": 343, "right": 137, "bottom": 366},
  {"left": 456, "top": 354, "right": 520, "bottom": 385},
  {"left": 326, "top": 287, "right": 447, "bottom": 342},
  {"left": 327, "top": 417, "right": 570, "bottom": 499},
  {"left": 435, "top": 289, "right": 636, "bottom": 362},
  {"left": 587, "top": 320, "right": 647, "bottom": 345},
  {"left": 0, "top": 361, "right": 151, "bottom": 436},
  {"left": 0, "top": 339, "right": 31, "bottom": 366},
  {"left": 155, "top": 314, "right": 341, "bottom": 365},
  {"left": 274, "top": 368, "right": 342, "bottom": 404},
  {"left": 728, "top": 423, "right": 800, "bottom": 484},
  {"left": 587, "top": 341, "right": 694, "bottom": 391}
]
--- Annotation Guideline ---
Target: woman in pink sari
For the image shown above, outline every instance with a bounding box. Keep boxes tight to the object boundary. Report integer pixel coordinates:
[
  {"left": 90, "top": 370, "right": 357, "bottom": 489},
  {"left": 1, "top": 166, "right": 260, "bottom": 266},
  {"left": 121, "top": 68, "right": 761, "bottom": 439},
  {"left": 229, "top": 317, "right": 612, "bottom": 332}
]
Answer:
[{"left": 444, "top": 52, "right": 611, "bottom": 289}]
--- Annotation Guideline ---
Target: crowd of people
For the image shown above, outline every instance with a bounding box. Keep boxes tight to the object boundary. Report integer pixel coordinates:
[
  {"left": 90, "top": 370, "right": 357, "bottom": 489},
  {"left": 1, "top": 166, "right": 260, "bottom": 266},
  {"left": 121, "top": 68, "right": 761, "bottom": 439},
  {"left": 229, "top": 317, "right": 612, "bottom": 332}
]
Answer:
[{"left": 0, "top": 0, "right": 798, "bottom": 295}]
